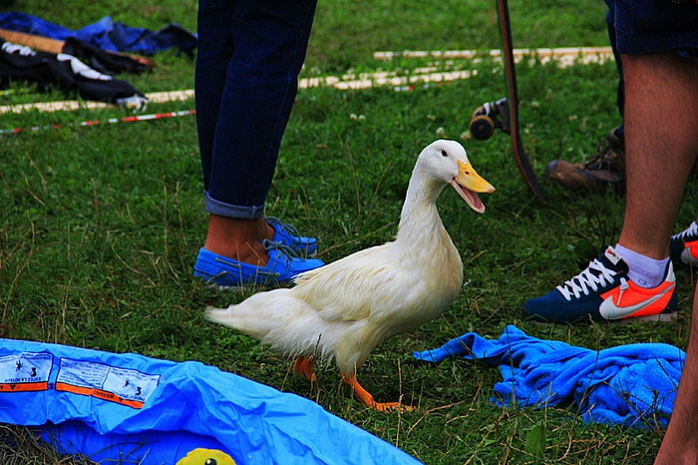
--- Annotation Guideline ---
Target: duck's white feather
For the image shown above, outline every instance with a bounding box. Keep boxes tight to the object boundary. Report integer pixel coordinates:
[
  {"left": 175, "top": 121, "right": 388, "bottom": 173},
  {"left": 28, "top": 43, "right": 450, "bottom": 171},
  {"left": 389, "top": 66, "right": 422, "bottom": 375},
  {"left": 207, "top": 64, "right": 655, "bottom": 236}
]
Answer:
[{"left": 206, "top": 139, "right": 493, "bottom": 376}]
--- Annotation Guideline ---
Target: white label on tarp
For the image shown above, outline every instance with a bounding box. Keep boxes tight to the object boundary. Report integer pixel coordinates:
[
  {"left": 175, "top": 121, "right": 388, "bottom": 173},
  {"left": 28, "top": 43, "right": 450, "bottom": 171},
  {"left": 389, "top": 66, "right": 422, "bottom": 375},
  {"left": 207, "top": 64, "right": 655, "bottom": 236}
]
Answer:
[
  {"left": 0, "top": 352, "right": 53, "bottom": 391},
  {"left": 56, "top": 357, "right": 159, "bottom": 408},
  {"left": 103, "top": 365, "right": 160, "bottom": 402},
  {"left": 57, "top": 358, "right": 110, "bottom": 387}
]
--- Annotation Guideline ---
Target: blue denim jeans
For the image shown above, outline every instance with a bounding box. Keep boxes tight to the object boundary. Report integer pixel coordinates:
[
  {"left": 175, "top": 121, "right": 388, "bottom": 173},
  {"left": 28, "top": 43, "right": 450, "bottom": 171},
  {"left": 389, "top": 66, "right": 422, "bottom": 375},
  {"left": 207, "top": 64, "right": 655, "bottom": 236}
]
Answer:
[
  {"left": 195, "top": 0, "right": 317, "bottom": 219},
  {"left": 605, "top": 0, "right": 698, "bottom": 56}
]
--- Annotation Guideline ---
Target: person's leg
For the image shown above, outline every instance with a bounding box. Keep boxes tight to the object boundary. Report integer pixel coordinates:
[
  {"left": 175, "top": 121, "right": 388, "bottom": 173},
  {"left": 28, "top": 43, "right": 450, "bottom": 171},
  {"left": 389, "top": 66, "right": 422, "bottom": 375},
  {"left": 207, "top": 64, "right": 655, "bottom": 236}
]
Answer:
[
  {"left": 617, "top": 52, "right": 698, "bottom": 260},
  {"left": 206, "top": 0, "right": 316, "bottom": 210},
  {"left": 196, "top": 0, "right": 317, "bottom": 266},
  {"left": 195, "top": 0, "right": 264, "bottom": 265},
  {"left": 196, "top": 0, "right": 233, "bottom": 199},
  {"left": 524, "top": 51, "right": 698, "bottom": 323},
  {"left": 194, "top": 0, "right": 323, "bottom": 287},
  {"left": 655, "top": 282, "right": 698, "bottom": 464},
  {"left": 645, "top": 48, "right": 698, "bottom": 465}
]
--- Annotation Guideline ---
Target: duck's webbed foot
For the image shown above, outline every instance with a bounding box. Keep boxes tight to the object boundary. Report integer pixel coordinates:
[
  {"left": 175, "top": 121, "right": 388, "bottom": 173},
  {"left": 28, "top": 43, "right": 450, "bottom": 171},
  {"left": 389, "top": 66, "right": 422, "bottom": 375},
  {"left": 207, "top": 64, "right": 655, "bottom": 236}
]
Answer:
[{"left": 341, "top": 373, "right": 413, "bottom": 412}]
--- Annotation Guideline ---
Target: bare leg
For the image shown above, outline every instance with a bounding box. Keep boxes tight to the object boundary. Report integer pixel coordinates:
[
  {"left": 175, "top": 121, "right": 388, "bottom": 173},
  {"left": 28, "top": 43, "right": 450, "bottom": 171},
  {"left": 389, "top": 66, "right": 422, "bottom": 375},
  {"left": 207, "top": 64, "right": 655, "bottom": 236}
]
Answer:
[
  {"left": 204, "top": 215, "right": 276, "bottom": 265},
  {"left": 641, "top": 52, "right": 698, "bottom": 463},
  {"left": 656, "top": 283, "right": 698, "bottom": 464},
  {"left": 617, "top": 52, "right": 698, "bottom": 259}
]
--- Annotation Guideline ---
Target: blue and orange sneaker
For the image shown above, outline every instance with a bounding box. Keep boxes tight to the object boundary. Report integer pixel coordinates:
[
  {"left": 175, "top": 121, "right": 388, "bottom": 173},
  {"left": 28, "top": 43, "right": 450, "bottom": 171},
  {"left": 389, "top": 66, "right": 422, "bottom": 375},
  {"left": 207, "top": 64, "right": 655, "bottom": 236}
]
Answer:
[
  {"left": 194, "top": 240, "right": 324, "bottom": 289},
  {"left": 524, "top": 246, "right": 677, "bottom": 323},
  {"left": 670, "top": 221, "right": 698, "bottom": 268}
]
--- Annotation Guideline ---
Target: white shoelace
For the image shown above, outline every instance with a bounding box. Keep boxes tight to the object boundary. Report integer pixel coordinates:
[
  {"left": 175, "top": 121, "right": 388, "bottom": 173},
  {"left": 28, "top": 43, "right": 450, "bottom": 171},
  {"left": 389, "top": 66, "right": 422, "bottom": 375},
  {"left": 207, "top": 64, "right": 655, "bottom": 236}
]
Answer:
[
  {"left": 556, "top": 259, "right": 619, "bottom": 301},
  {"left": 672, "top": 221, "right": 698, "bottom": 240}
]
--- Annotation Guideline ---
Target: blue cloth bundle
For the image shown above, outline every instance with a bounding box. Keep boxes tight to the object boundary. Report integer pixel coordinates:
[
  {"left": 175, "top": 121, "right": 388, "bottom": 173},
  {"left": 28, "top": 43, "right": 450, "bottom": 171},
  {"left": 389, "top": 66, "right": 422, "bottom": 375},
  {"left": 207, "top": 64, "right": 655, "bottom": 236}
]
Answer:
[
  {"left": 414, "top": 325, "right": 685, "bottom": 428},
  {"left": 0, "top": 12, "right": 197, "bottom": 56}
]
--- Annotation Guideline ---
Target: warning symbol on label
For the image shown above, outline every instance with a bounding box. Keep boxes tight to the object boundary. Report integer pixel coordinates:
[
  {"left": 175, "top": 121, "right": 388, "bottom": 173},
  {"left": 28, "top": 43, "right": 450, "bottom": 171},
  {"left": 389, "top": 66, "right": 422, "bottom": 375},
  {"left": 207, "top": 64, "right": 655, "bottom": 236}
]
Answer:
[{"left": 0, "top": 352, "right": 53, "bottom": 393}]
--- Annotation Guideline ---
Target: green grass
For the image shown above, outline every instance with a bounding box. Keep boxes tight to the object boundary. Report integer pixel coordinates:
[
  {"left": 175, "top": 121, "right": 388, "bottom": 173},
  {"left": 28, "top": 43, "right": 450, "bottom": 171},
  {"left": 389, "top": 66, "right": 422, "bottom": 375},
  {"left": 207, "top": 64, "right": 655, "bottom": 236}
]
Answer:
[{"left": 2, "top": 1, "right": 696, "bottom": 464}]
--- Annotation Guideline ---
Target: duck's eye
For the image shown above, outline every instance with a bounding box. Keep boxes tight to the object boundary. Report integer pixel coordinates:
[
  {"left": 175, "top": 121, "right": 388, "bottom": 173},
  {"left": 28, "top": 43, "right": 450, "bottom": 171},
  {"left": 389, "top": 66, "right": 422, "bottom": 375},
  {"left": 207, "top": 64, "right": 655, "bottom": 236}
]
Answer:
[
  {"left": 441, "top": 150, "right": 448, "bottom": 157},
  {"left": 205, "top": 460, "right": 218, "bottom": 465}
]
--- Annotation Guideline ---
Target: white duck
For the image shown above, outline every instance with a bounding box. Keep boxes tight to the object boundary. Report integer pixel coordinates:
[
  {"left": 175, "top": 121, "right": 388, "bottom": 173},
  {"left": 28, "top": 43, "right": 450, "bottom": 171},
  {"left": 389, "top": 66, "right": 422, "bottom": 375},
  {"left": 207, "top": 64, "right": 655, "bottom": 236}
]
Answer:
[{"left": 206, "top": 139, "right": 494, "bottom": 411}]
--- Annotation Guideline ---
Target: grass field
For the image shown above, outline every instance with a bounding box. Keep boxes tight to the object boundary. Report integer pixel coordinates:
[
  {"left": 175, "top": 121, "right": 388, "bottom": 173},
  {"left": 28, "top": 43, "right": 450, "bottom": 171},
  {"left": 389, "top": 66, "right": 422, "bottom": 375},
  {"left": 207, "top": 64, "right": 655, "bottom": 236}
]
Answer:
[{"left": 2, "top": 1, "right": 696, "bottom": 464}]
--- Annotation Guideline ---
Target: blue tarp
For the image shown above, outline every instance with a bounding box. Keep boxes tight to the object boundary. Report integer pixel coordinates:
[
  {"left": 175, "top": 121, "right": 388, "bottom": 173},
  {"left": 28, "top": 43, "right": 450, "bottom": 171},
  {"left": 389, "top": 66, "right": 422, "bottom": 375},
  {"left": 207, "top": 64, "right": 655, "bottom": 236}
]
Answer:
[
  {"left": 415, "top": 325, "right": 685, "bottom": 428},
  {"left": 0, "top": 338, "right": 421, "bottom": 465},
  {"left": 0, "top": 12, "right": 197, "bottom": 56}
]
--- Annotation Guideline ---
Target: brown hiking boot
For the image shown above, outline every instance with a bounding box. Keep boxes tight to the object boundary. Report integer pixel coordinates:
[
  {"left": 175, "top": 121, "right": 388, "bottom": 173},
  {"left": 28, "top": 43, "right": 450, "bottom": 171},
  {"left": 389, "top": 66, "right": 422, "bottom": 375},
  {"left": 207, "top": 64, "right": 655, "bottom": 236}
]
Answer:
[{"left": 545, "top": 127, "right": 625, "bottom": 191}]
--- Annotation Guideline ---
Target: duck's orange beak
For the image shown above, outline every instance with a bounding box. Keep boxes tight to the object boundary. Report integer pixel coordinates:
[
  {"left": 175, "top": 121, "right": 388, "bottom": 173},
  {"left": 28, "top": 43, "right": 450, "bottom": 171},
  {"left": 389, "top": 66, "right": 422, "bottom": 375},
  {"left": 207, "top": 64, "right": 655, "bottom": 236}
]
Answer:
[{"left": 450, "top": 160, "right": 495, "bottom": 213}]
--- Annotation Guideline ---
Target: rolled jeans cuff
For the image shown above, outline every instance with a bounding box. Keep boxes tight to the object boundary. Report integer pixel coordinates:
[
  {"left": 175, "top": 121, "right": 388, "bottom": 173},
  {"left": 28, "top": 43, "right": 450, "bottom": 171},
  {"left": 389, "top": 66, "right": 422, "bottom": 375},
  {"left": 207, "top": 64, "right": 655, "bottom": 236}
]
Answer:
[{"left": 204, "top": 190, "right": 265, "bottom": 220}]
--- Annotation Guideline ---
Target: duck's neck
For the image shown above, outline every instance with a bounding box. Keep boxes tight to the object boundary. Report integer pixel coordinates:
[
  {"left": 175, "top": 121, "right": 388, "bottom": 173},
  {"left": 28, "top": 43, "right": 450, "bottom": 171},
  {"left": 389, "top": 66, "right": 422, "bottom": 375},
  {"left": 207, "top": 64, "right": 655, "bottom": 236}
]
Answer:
[{"left": 396, "top": 173, "right": 446, "bottom": 245}]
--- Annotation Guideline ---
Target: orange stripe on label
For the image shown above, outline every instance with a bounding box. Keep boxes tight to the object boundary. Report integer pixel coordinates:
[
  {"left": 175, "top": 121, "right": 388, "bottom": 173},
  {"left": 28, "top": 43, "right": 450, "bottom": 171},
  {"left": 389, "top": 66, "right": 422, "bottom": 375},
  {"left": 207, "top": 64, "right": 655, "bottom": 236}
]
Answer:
[
  {"left": 55, "top": 382, "right": 144, "bottom": 409},
  {"left": 0, "top": 381, "right": 48, "bottom": 392}
]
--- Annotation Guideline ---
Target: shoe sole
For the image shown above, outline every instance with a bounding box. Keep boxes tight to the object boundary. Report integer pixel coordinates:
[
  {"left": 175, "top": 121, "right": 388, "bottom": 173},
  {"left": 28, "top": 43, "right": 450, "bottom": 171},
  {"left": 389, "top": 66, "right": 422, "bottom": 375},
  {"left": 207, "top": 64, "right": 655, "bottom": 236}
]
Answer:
[
  {"left": 528, "top": 312, "right": 678, "bottom": 325},
  {"left": 205, "top": 282, "right": 273, "bottom": 291},
  {"left": 194, "top": 270, "right": 289, "bottom": 291},
  {"left": 196, "top": 275, "right": 288, "bottom": 291},
  {"left": 617, "top": 311, "right": 677, "bottom": 324}
]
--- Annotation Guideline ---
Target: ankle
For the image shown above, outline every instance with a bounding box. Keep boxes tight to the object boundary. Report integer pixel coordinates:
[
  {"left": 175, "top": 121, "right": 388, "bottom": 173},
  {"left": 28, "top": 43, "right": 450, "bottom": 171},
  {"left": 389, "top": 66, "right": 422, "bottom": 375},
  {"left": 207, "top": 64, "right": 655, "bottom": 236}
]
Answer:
[
  {"left": 205, "top": 215, "right": 270, "bottom": 266},
  {"left": 263, "top": 221, "right": 276, "bottom": 242},
  {"left": 614, "top": 243, "right": 669, "bottom": 288}
]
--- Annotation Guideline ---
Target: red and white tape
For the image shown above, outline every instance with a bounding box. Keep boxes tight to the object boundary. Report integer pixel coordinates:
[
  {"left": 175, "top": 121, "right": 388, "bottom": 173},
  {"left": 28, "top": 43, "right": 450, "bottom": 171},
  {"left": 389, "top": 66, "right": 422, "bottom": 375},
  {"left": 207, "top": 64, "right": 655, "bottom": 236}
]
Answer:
[{"left": 1, "top": 109, "right": 196, "bottom": 135}]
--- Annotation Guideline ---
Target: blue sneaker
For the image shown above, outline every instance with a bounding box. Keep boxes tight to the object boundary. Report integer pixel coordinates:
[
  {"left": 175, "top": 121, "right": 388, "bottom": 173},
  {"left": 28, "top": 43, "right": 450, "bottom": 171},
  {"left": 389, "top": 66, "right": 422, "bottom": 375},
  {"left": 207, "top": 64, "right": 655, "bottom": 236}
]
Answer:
[
  {"left": 193, "top": 240, "right": 324, "bottom": 288},
  {"left": 670, "top": 221, "right": 698, "bottom": 267},
  {"left": 267, "top": 217, "right": 318, "bottom": 257},
  {"left": 524, "top": 246, "right": 677, "bottom": 323}
]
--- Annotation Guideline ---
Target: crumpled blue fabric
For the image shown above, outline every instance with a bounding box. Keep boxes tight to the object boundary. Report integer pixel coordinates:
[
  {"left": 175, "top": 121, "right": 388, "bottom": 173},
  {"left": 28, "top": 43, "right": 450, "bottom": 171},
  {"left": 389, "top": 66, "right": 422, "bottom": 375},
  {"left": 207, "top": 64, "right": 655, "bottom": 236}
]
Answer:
[
  {"left": 0, "top": 12, "right": 197, "bottom": 56},
  {"left": 414, "top": 325, "right": 685, "bottom": 428}
]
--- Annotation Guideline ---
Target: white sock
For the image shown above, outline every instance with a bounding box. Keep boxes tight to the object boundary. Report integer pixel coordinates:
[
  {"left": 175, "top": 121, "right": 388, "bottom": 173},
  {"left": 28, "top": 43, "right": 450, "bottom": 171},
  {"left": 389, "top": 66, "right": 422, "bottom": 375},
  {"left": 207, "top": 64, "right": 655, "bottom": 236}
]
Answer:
[{"left": 614, "top": 244, "right": 669, "bottom": 288}]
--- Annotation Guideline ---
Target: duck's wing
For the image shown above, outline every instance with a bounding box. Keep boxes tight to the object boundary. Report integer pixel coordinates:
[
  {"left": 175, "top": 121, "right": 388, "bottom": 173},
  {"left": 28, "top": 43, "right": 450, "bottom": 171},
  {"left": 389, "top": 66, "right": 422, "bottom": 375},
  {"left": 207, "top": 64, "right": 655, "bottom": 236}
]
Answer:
[{"left": 291, "top": 244, "right": 399, "bottom": 323}]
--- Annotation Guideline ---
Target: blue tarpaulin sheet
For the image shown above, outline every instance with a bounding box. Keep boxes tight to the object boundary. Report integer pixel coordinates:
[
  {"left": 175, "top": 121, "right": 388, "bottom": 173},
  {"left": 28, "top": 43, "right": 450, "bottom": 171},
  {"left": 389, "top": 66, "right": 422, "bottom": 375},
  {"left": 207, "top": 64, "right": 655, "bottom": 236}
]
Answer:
[{"left": 0, "top": 338, "right": 421, "bottom": 464}]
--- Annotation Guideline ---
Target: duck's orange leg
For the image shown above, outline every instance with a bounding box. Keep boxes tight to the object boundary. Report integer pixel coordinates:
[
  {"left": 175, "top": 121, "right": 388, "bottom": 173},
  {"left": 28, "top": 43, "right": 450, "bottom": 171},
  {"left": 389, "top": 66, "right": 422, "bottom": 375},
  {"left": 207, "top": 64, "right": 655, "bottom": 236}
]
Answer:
[
  {"left": 293, "top": 356, "right": 317, "bottom": 381},
  {"left": 341, "top": 373, "right": 413, "bottom": 412}
]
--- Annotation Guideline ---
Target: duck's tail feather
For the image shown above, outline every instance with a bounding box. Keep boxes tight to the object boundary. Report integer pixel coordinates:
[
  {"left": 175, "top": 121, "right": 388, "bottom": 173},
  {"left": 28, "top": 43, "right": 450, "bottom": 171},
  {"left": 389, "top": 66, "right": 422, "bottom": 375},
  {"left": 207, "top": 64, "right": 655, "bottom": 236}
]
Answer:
[{"left": 204, "top": 290, "right": 335, "bottom": 360}]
